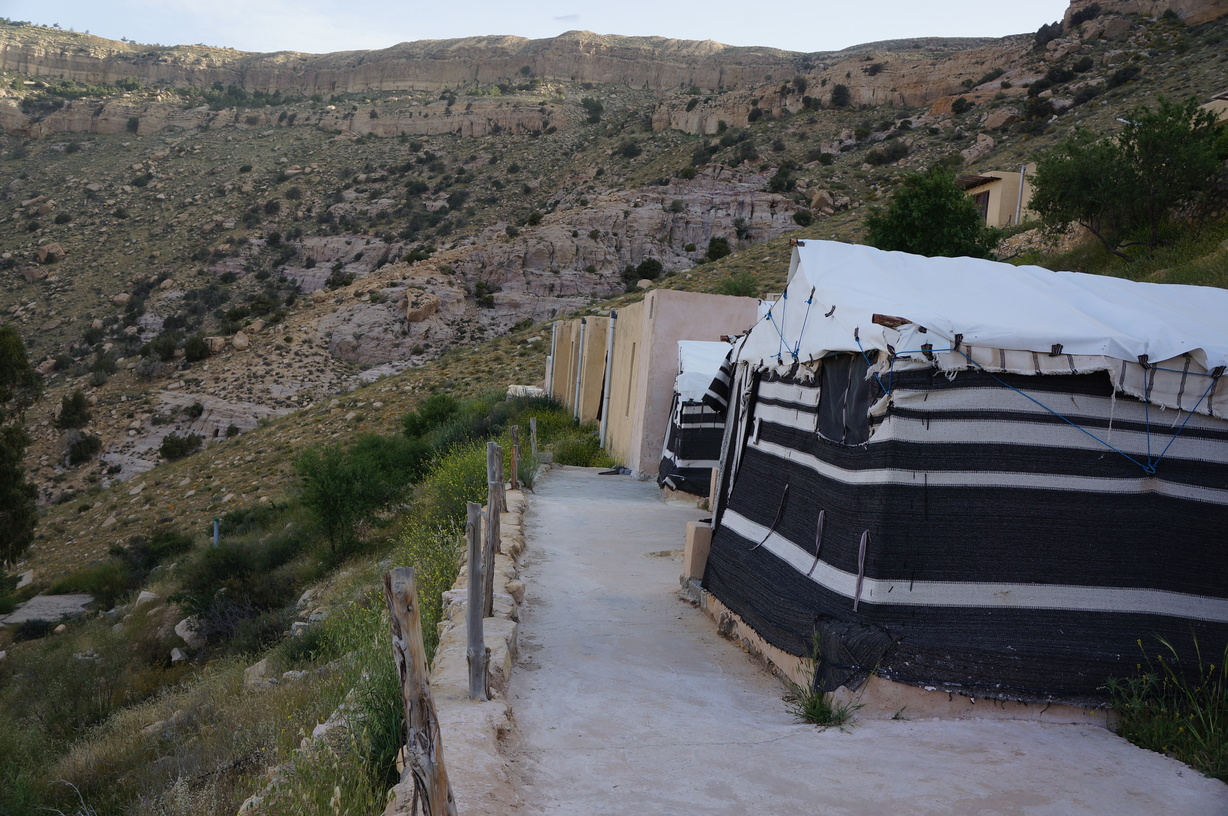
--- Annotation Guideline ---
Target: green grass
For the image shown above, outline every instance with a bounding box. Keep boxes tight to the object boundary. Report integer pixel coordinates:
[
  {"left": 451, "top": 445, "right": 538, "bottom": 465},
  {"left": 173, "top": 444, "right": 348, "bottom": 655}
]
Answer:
[
  {"left": 1107, "top": 637, "right": 1228, "bottom": 782},
  {"left": 784, "top": 636, "right": 862, "bottom": 728}
]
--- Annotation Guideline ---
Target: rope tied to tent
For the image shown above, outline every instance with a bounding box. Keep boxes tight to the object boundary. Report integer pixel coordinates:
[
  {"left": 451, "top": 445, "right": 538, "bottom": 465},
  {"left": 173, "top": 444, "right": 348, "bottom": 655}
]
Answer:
[
  {"left": 806, "top": 509, "right": 826, "bottom": 577},
  {"left": 853, "top": 530, "right": 870, "bottom": 612},
  {"left": 791, "top": 287, "right": 817, "bottom": 363},
  {"left": 764, "top": 304, "right": 790, "bottom": 366},
  {"left": 854, "top": 330, "right": 891, "bottom": 396},
  {"left": 949, "top": 346, "right": 1222, "bottom": 476},
  {"left": 750, "top": 482, "right": 789, "bottom": 551}
]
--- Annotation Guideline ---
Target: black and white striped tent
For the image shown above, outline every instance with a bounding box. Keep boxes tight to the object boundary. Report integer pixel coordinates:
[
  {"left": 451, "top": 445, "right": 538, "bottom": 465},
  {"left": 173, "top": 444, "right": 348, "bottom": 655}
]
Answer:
[
  {"left": 703, "top": 240, "right": 1228, "bottom": 704},
  {"left": 658, "top": 341, "right": 731, "bottom": 496}
]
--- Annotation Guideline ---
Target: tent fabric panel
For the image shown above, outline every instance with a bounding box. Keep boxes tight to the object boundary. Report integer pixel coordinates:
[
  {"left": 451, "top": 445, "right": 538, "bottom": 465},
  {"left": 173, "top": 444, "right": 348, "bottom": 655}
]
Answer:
[
  {"left": 704, "top": 366, "right": 1228, "bottom": 701},
  {"left": 703, "top": 530, "right": 1226, "bottom": 700},
  {"left": 723, "top": 444, "right": 1228, "bottom": 597}
]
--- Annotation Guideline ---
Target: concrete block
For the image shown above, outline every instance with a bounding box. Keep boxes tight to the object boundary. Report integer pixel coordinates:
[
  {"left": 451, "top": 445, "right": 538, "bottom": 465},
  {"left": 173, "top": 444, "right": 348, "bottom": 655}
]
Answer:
[{"left": 683, "top": 520, "right": 712, "bottom": 581}]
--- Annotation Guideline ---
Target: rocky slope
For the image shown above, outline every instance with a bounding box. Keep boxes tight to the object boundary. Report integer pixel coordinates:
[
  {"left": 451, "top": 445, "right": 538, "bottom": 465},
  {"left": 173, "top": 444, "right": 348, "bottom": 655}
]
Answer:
[{"left": 1, "top": 0, "right": 1226, "bottom": 514}]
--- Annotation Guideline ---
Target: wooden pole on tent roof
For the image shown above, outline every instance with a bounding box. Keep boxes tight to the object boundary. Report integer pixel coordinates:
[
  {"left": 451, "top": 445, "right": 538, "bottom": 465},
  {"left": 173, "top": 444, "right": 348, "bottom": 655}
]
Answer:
[{"left": 382, "top": 567, "right": 457, "bottom": 816}]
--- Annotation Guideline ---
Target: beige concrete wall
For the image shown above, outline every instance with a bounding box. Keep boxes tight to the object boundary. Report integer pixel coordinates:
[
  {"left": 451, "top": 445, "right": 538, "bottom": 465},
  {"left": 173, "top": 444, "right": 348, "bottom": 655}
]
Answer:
[
  {"left": 548, "top": 320, "right": 579, "bottom": 405},
  {"left": 604, "top": 301, "right": 646, "bottom": 468},
  {"left": 548, "top": 317, "right": 609, "bottom": 423},
  {"left": 575, "top": 317, "right": 609, "bottom": 423},
  {"left": 605, "top": 289, "right": 759, "bottom": 475},
  {"left": 965, "top": 164, "right": 1035, "bottom": 228}
]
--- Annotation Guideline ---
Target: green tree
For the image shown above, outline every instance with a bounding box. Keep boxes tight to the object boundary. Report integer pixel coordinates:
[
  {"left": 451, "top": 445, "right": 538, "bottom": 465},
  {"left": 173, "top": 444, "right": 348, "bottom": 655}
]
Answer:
[
  {"left": 1031, "top": 97, "right": 1228, "bottom": 260},
  {"left": 56, "top": 389, "right": 91, "bottom": 429},
  {"left": 0, "top": 325, "right": 40, "bottom": 568},
  {"left": 830, "top": 84, "right": 851, "bottom": 108},
  {"left": 865, "top": 166, "right": 998, "bottom": 259}
]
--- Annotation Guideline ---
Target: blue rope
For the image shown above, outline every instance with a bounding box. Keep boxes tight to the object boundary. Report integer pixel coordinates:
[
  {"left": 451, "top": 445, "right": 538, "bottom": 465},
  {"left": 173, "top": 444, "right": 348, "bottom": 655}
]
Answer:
[
  {"left": 1152, "top": 365, "right": 1219, "bottom": 378},
  {"left": 951, "top": 347, "right": 1155, "bottom": 474},
  {"left": 855, "top": 335, "right": 890, "bottom": 396},
  {"left": 764, "top": 307, "right": 789, "bottom": 365},
  {"left": 792, "top": 289, "right": 816, "bottom": 362},
  {"left": 1152, "top": 376, "right": 1219, "bottom": 469}
]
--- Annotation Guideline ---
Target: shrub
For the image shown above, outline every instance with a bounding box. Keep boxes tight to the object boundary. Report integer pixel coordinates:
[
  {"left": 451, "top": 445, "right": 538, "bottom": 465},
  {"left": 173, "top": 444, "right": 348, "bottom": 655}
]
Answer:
[
  {"left": 793, "top": 210, "right": 814, "bottom": 227},
  {"left": 951, "top": 97, "right": 974, "bottom": 115},
  {"left": 160, "top": 432, "right": 202, "bottom": 460},
  {"left": 865, "top": 139, "right": 909, "bottom": 166},
  {"left": 551, "top": 432, "right": 614, "bottom": 467},
  {"left": 1107, "top": 64, "right": 1142, "bottom": 89},
  {"left": 67, "top": 432, "right": 102, "bottom": 465},
  {"left": 830, "top": 84, "right": 851, "bottom": 107},
  {"left": 714, "top": 271, "right": 760, "bottom": 297},
  {"left": 183, "top": 333, "right": 210, "bottom": 362},
  {"left": 403, "top": 393, "right": 460, "bottom": 438},
  {"left": 705, "top": 237, "right": 731, "bottom": 262},
  {"left": 1108, "top": 637, "right": 1228, "bottom": 781},
  {"left": 635, "top": 258, "right": 664, "bottom": 280},
  {"left": 14, "top": 618, "right": 55, "bottom": 642},
  {"left": 56, "top": 389, "right": 91, "bottom": 429},
  {"left": 615, "top": 140, "right": 642, "bottom": 159}
]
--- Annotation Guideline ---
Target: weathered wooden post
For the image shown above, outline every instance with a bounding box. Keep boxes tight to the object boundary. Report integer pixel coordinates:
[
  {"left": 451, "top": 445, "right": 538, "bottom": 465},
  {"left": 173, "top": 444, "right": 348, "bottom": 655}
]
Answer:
[
  {"left": 465, "top": 502, "right": 490, "bottom": 702},
  {"left": 484, "top": 442, "right": 502, "bottom": 617},
  {"left": 382, "top": 567, "right": 457, "bottom": 816},
  {"left": 530, "top": 416, "right": 538, "bottom": 461},
  {"left": 510, "top": 425, "right": 520, "bottom": 490}
]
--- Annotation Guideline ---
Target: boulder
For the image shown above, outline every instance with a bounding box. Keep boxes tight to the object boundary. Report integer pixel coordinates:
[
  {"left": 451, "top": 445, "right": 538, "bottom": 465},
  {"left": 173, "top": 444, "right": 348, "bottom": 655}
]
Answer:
[
  {"left": 244, "top": 657, "right": 278, "bottom": 687},
  {"left": 170, "top": 647, "right": 187, "bottom": 663},
  {"left": 983, "top": 107, "right": 1020, "bottom": 130},
  {"left": 174, "top": 616, "right": 206, "bottom": 649},
  {"left": 111, "top": 292, "right": 132, "bottom": 305},
  {"left": 37, "top": 243, "right": 66, "bottom": 264},
  {"left": 204, "top": 336, "right": 227, "bottom": 354},
  {"left": 405, "top": 291, "right": 441, "bottom": 322},
  {"left": 135, "top": 590, "right": 160, "bottom": 608},
  {"left": 35, "top": 358, "right": 56, "bottom": 375},
  {"left": 230, "top": 331, "right": 250, "bottom": 351}
]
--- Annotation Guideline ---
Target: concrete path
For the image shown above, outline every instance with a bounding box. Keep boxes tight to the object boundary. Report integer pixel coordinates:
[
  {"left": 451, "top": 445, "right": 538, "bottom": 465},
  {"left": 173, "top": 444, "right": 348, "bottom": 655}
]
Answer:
[{"left": 506, "top": 466, "right": 1228, "bottom": 815}]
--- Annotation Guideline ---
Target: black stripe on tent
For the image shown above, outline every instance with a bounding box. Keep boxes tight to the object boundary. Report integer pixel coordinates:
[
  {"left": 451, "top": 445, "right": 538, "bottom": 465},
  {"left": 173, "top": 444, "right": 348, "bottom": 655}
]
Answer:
[
  {"left": 722, "top": 445, "right": 1228, "bottom": 595},
  {"left": 704, "top": 519, "right": 1228, "bottom": 700}
]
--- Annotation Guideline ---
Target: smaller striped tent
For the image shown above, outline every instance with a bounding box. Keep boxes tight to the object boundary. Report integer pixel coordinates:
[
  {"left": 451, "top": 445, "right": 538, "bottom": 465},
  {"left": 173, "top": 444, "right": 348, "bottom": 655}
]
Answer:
[
  {"left": 705, "top": 240, "right": 1228, "bottom": 705},
  {"left": 658, "top": 341, "right": 730, "bottom": 496}
]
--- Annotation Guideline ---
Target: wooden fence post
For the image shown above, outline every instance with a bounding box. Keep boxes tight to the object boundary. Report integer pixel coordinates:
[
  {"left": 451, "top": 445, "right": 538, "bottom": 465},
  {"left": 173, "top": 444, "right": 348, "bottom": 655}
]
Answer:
[
  {"left": 465, "top": 502, "right": 489, "bottom": 701},
  {"left": 530, "top": 416, "right": 538, "bottom": 461},
  {"left": 484, "top": 442, "right": 502, "bottom": 618},
  {"left": 382, "top": 567, "right": 457, "bottom": 816},
  {"left": 510, "top": 425, "right": 520, "bottom": 490}
]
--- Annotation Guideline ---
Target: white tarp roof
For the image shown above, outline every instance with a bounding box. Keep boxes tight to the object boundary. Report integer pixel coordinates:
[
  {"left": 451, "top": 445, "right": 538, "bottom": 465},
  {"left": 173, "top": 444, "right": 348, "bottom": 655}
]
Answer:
[
  {"left": 738, "top": 241, "right": 1228, "bottom": 373},
  {"left": 676, "top": 340, "right": 731, "bottom": 402}
]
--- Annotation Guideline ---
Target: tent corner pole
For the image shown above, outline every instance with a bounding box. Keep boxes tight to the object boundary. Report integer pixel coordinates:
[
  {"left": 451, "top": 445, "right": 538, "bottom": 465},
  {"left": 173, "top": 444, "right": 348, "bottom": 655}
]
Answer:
[{"left": 599, "top": 310, "right": 617, "bottom": 447}]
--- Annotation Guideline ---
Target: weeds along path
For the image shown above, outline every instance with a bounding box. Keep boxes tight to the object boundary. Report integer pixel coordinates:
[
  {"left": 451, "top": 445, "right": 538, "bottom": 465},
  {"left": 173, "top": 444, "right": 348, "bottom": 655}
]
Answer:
[{"left": 505, "top": 466, "right": 1228, "bottom": 815}]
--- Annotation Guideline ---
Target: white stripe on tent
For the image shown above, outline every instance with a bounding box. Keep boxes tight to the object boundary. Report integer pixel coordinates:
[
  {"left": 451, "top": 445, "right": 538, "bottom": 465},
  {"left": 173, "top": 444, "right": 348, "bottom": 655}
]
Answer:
[
  {"left": 722, "top": 510, "right": 1228, "bottom": 623},
  {"left": 757, "top": 375, "right": 1228, "bottom": 437},
  {"left": 753, "top": 401, "right": 1228, "bottom": 464},
  {"left": 747, "top": 437, "right": 1228, "bottom": 505}
]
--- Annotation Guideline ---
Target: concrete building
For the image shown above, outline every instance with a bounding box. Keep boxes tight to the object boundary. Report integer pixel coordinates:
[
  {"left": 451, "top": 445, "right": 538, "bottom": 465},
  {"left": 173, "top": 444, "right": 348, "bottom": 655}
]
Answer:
[
  {"left": 957, "top": 163, "right": 1035, "bottom": 228},
  {"left": 547, "top": 289, "right": 759, "bottom": 477}
]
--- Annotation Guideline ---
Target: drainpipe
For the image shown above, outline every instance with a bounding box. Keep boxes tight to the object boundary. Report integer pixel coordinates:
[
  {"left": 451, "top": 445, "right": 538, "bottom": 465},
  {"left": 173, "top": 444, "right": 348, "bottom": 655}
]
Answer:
[
  {"left": 572, "top": 318, "right": 586, "bottom": 421},
  {"left": 546, "top": 320, "right": 558, "bottom": 396},
  {"left": 599, "top": 310, "right": 618, "bottom": 447},
  {"left": 1015, "top": 164, "right": 1027, "bottom": 226}
]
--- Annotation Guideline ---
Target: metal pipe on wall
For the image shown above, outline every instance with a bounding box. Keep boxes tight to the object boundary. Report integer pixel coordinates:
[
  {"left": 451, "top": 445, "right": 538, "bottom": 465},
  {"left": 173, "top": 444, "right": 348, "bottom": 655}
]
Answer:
[
  {"left": 572, "top": 318, "right": 586, "bottom": 421},
  {"left": 546, "top": 321, "right": 558, "bottom": 395},
  {"left": 599, "top": 310, "right": 618, "bottom": 447}
]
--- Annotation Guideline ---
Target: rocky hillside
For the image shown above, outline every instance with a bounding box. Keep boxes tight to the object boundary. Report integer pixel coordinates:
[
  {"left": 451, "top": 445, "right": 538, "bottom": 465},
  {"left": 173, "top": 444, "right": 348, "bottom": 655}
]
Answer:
[{"left": 0, "top": 0, "right": 1226, "bottom": 555}]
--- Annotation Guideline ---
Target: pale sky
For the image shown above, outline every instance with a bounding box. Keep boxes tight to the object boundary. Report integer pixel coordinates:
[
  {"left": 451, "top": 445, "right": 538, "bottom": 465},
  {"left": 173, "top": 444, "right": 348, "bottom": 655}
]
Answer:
[{"left": 2, "top": 1, "right": 1071, "bottom": 55}]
